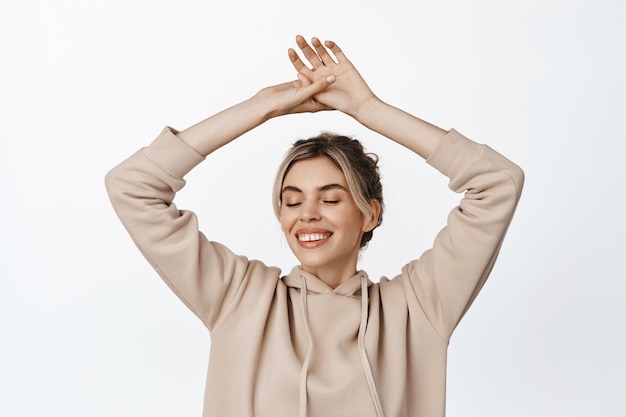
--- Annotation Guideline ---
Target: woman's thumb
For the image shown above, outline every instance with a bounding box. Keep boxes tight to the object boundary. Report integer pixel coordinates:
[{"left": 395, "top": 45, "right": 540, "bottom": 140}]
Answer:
[{"left": 306, "top": 73, "right": 335, "bottom": 95}]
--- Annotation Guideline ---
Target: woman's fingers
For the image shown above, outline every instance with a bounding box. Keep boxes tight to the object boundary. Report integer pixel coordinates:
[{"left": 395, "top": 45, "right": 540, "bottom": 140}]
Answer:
[
  {"left": 295, "top": 35, "right": 324, "bottom": 68},
  {"left": 303, "top": 74, "right": 335, "bottom": 110},
  {"left": 296, "top": 73, "right": 311, "bottom": 87},
  {"left": 324, "top": 40, "right": 347, "bottom": 62},
  {"left": 288, "top": 48, "right": 310, "bottom": 74},
  {"left": 282, "top": 73, "right": 334, "bottom": 113},
  {"left": 298, "top": 72, "right": 335, "bottom": 96},
  {"left": 311, "top": 37, "right": 336, "bottom": 66},
  {"left": 291, "top": 36, "right": 346, "bottom": 71}
]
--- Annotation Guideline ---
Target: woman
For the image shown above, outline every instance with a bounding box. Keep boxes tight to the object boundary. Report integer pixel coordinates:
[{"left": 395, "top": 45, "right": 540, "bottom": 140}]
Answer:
[{"left": 106, "top": 35, "right": 524, "bottom": 417}]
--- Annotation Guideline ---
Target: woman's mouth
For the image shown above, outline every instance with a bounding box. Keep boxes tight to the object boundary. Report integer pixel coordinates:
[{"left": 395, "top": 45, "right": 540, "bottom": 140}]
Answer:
[
  {"left": 295, "top": 230, "right": 332, "bottom": 248},
  {"left": 297, "top": 233, "right": 330, "bottom": 242}
]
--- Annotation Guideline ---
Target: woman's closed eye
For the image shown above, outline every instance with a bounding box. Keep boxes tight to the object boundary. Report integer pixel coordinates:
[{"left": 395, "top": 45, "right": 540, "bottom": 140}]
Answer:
[{"left": 284, "top": 200, "right": 338, "bottom": 207}]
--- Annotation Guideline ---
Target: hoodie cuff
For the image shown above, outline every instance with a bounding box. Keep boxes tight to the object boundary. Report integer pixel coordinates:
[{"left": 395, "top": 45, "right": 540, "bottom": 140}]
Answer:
[
  {"left": 425, "top": 128, "right": 484, "bottom": 179},
  {"left": 142, "top": 126, "right": 205, "bottom": 179}
]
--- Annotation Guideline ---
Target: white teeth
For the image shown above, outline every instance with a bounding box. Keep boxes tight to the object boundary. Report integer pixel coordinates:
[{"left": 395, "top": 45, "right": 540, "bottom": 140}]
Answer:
[{"left": 298, "top": 233, "right": 328, "bottom": 242}]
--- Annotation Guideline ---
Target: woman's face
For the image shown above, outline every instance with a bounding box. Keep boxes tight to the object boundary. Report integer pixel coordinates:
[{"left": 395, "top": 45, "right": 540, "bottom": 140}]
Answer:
[{"left": 279, "top": 157, "right": 377, "bottom": 286}]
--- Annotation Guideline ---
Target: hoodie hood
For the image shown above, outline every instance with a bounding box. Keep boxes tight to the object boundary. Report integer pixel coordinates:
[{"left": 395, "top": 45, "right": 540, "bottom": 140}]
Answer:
[
  {"left": 282, "top": 266, "right": 373, "bottom": 296},
  {"left": 283, "top": 267, "right": 385, "bottom": 417}
]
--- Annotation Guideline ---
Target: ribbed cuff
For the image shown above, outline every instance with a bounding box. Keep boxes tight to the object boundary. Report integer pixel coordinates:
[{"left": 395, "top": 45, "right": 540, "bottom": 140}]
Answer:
[
  {"left": 425, "top": 128, "right": 484, "bottom": 179},
  {"left": 142, "top": 126, "right": 205, "bottom": 179}
]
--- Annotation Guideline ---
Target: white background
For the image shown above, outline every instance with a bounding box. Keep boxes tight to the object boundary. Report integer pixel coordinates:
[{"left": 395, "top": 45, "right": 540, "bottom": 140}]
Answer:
[{"left": 1, "top": 0, "right": 625, "bottom": 416}]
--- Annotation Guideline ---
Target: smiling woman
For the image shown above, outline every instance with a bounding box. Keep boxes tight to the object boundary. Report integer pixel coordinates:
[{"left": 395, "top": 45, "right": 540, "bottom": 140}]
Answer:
[{"left": 105, "top": 35, "right": 524, "bottom": 417}]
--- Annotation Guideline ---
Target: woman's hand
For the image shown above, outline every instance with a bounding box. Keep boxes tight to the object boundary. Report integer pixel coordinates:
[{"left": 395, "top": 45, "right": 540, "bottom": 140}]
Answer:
[
  {"left": 254, "top": 75, "right": 336, "bottom": 119},
  {"left": 288, "top": 35, "right": 378, "bottom": 118}
]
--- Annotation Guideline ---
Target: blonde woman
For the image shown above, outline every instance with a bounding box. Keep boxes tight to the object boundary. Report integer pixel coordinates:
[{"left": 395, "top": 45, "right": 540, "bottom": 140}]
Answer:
[{"left": 106, "top": 35, "right": 524, "bottom": 417}]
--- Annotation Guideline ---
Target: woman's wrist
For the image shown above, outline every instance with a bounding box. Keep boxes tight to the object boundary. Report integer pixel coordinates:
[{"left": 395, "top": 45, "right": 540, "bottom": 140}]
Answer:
[
  {"left": 351, "top": 95, "right": 385, "bottom": 126},
  {"left": 351, "top": 97, "right": 446, "bottom": 159}
]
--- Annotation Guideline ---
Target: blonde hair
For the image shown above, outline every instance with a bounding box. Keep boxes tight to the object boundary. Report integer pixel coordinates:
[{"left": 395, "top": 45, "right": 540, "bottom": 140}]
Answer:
[{"left": 273, "top": 132, "right": 384, "bottom": 248}]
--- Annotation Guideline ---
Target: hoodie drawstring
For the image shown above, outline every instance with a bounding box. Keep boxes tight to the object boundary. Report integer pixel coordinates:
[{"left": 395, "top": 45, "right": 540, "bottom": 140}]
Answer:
[
  {"left": 298, "top": 274, "right": 385, "bottom": 417},
  {"left": 299, "top": 276, "right": 314, "bottom": 417},
  {"left": 358, "top": 275, "right": 385, "bottom": 417}
]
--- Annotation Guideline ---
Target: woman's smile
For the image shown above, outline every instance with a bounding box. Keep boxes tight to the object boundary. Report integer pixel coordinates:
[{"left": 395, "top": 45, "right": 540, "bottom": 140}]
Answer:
[{"left": 296, "top": 228, "right": 333, "bottom": 248}]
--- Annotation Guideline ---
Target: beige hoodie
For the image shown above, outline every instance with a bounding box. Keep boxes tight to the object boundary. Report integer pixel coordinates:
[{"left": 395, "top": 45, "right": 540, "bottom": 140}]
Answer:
[{"left": 106, "top": 127, "right": 524, "bottom": 417}]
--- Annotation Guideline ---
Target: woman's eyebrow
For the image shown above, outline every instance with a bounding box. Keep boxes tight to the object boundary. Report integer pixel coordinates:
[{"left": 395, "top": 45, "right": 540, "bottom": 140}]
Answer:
[
  {"left": 281, "top": 183, "right": 348, "bottom": 194},
  {"left": 319, "top": 183, "right": 348, "bottom": 192},
  {"left": 281, "top": 185, "right": 302, "bottom": 194}
]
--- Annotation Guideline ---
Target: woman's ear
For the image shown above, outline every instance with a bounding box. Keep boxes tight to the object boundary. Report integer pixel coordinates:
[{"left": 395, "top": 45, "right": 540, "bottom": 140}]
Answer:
[{"left": 362, "top": 200, "right": 381, "bottom": 232}]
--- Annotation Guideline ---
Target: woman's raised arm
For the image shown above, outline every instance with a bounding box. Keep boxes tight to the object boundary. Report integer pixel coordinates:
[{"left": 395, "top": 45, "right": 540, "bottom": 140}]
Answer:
[
  {"left": 291, "top": 36, "right": 524, "bottom": 337},
  {"left": 177, "top": 70, "right": 337, "bottom": 156},
  {"left": 104, "top": 41, "right": 341, "bottom": 328}
]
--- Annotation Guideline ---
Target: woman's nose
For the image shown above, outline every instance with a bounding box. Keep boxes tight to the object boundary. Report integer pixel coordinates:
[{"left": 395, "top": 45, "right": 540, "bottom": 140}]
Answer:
[{"left": 299, "top": 201, "right": 321, "bottom": 222}]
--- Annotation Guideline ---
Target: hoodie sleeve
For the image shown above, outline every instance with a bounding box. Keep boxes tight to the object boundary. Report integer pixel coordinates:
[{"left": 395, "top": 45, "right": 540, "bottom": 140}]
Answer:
[
  {"left": 401, "top": 129, "right": 524, "bottom": 340},
  {"left": 105, "top": 127, "right": 276, "bottom": 330}
]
